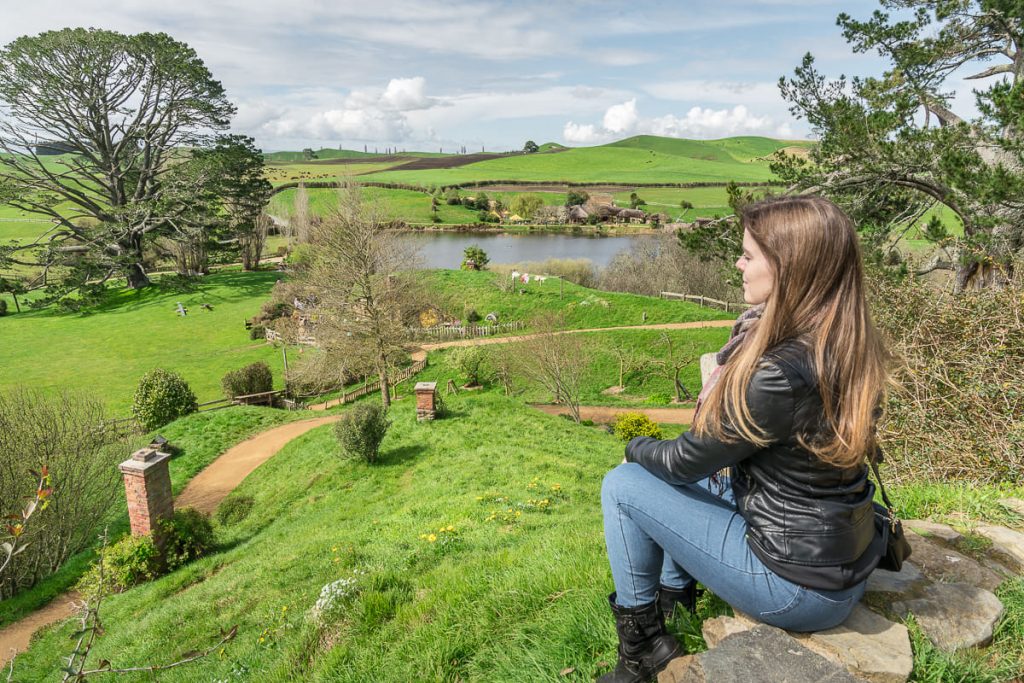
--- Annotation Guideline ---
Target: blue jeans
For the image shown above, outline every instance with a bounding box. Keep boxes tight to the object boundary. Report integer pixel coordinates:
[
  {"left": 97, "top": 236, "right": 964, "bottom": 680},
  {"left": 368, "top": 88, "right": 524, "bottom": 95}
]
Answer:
[{"left": 601, "top": 463, "right": 865, "bottom": 632}]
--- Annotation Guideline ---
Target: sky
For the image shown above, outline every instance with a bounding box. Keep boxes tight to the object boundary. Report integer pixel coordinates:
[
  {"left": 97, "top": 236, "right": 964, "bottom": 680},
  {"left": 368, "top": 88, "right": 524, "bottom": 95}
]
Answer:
[{"left": 0, "top": 0, "right": 984, "bottom": 153}]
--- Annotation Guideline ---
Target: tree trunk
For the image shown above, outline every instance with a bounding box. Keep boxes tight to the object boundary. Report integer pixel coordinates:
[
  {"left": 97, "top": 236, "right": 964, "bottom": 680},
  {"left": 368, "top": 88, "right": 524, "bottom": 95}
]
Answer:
[
  {"left": 11, "top": 294, "right": 20, "bottom": 313},
  {"left": 126, "top": 262, "right": 151, "bottom": 289},
  {"left": 378, "top": 367, "right": 391, "bottom": 409}
]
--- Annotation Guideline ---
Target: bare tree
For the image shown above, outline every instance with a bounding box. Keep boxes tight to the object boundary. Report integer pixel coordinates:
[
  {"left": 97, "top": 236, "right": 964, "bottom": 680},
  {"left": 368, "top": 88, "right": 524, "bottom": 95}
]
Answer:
[
  {"left": 609, "top": 340, "right": 644, "bottom": 391},
  {"left": 647, "top": 333, "right": 700, "bottom": 403},
  {"left": 292, "top": 183, "right": 311, "bottom": 244},
  {"left": 240, "top": 213, "right": 271, "bottom": 271},
  {"left": 514, "top": 314, "right": 590, "bottom": 423},
  {"left": 300, "top": 184, "right": 425, "bottom": 408}
]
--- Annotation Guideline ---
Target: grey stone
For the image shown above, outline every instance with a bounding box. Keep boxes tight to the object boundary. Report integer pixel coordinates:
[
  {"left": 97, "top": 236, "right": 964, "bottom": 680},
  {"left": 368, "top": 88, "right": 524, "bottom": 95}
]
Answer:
[
  {"left": 906, "top": 532, "right": 1003, "bottom": 592},
  {"left": 696, "top": 625, "right": 865, "bottom": 682},
  {"left": 997, "top": 497, "right": 1024, "bottom": 518},
  {"left": 904, "top": 520, "right": 962, "bottom": 545},
  {"left": 657, "top": 654, "right": 704, "bottom": 683},
  {"left": 891, "top": 582, "right": 1004, "bottom": 651},
  {"left": 975, "top": 525, "right": 1024, "bottom": 573},
  {"left": 794, "top": 604, "right": 912, "bottom": 683},
  {"left": 866, "top": 561, "right": 927, "bottom": 594},
  {"left": 701, "top": 613, "right": 758, "bottom": 648}
]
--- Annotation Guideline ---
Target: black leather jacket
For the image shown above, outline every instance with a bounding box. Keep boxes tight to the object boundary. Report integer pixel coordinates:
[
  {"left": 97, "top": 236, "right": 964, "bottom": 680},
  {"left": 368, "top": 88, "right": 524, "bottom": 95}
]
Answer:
[{"left": 626, "top": 338, "right": 881, "bottom": 590}]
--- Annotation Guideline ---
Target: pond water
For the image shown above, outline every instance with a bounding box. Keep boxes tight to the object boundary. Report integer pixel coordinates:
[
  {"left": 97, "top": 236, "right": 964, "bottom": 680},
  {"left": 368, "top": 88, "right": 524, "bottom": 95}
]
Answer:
[{"left": 398, "top": 231, "right": 659, "bottom": 270}]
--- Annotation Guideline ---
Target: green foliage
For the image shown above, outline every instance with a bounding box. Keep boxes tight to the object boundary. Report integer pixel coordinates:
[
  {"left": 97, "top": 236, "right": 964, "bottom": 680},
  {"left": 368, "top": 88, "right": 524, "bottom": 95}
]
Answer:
[
  {"left": 221, "top": 361, "right": 274, "bottom": 400},
  {"left": 159, "top": 507, "right": 215, "bottom": 571},
  {"left": 522, "top": 140, "right": 539, "bottom": 153},
  {"left": 444, "top": 188, "right": 461, "bottom": 205},
  {"left": 565, "top": 190, "right": 589, "bottom": 207},
  {"left": 76, "top": 535, "right": 158, "bottom": 597},
  {"left": 0, "top": 299, "right": 6, "bottom": 316},
  {"left": 334, "top": 402, "right": 392, "bottom": 464},
  {"left": 215, "top": 494, "right": 255, "bottom": 526},
  {"left": 508, "top": 193, "right": 545, "bottom": 218},
  {"left": 461, "top": 244, "right": 490, "bottom": 270},
  {"left": 613, "top": 412, "right": 664, "bottom": 442},
  {"left": 132, "top": 368, "right": 199, "bottom": 431},
  {"left": 450, "top": 346, "right": 489, "bottom": 387},
  {"left": 464, "top": 308, "right": 481, "bottom": 324}
]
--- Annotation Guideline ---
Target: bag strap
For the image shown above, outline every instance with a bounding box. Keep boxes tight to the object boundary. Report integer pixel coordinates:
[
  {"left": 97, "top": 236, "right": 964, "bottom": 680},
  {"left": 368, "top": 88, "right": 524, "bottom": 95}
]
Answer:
[{"left": 869, "top": 445, "right": 900, "bottom": 529}]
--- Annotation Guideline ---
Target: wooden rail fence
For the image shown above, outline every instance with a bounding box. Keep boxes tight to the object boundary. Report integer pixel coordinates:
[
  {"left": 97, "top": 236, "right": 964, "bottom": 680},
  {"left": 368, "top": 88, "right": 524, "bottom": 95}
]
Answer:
[
  {"left": 409, "top": 321, "right": 524, "bottom": 339},
  {"left": 333, "top": 359, "right": 429, "bottom": 405},
  {"left": 660, "top": 292, "right": 750, "bottom": 313}
]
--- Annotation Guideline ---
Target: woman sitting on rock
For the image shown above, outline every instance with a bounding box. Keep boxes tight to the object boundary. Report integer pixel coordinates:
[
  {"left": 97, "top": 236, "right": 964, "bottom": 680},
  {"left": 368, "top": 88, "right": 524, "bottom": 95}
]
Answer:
[{"left": 598, "top": 195, "right": 889, "bottom": 683}]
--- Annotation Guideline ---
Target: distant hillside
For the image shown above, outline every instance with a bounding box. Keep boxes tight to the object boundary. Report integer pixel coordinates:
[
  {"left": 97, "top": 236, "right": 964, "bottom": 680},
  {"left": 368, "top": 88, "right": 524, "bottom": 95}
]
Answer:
[
  {"left": 264, "top": 148, "right": 448, "bottom": 162},
  {"left": 604, "top": 135, "right": 809, "bottom": 163}
]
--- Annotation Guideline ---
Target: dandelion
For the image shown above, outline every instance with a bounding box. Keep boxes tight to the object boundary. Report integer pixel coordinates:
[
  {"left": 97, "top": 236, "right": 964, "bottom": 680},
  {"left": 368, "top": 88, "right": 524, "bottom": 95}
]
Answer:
[
  {"left": 427, "top": 534, "right": 437, "bottom": 542},
  {"left": 446, "top": 525, "right": 455, "bottom": 532}
]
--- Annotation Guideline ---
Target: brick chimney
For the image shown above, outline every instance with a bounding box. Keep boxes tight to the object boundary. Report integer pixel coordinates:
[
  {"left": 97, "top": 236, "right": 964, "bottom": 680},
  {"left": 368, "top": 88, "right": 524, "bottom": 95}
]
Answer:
[
  {"left": 415, "top": 381, "right": 438, "bottom": 421},
  {"left": 119, "top": 444, "right": 174, "bottom": 544}
]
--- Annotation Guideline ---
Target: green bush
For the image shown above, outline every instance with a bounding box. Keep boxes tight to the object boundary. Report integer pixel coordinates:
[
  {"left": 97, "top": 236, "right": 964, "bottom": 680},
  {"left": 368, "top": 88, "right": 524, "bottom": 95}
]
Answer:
[
  {"left": 159, "top": 507, "right": 215, "bottom": 571},
  {"left": 249, "top": 323, "right": 266, "bottom": 340},
  {"left": 613, "top": 413, "right": 663, "bottom": 442},
  {"left": 0, "top": 299, "right": 7, "bottom": 316},
  {"left": 216, "top": 494, "right": 255, "bottom": 526},
  {"left": 131, "top": 368, "right": 198, "bottom": 430},
  {"left": 222, "top": 361, "right": 273, "bottom": 400},
  {"left": 647, "top": 392, "right": 673, "bottom": 406},
  {"left": 465, "top": 308, "right": 481, "bottom": 324},
  {"left": 76, "top": 534, "right": 158, "bottom": 596},
  {"left": 334, "top": 402, "right": 392, "bottom": 464},
  {"left": 450, "top": 346, "right": 489, "bottom": 387}
]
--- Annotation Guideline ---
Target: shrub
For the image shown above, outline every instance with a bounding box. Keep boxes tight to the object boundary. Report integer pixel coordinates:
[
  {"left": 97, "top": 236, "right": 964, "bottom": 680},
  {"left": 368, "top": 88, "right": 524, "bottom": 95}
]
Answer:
[
  {"left": 462, "top": 245, "right": 490, "bottom": 270},
  {"left": 249, "top": 323, "right": 266, "bottom": 340},
  {"left": 450, "top": 346, "right": 489, "bottom": 387},
  {"left": 613, "top": 413, "right": 663, "bottom": 442},
  {"left": 465, "top": 308, "right": 481, "bottom": 324},
  {"left": 76, "top": 534, "right": 158, "bottom": 596},
  {"left": 647, "top": 392, "right": 673, "bottom": 406},
  {"left": 0, "top": 388, "right": 126, "bottom": 599},
  {"left": 159, "top": 507, "right": 215, "bottom": 571},
  {"left": 0, "top": 299, "right": 7, "bottom": 316},
  {"left": 275, "top": 245, "right": 288, "bottom": 257},
  {"left": 334, "top": 402, "right": 391, "bottom": 464},
  {"left": 131, "top": 369, "right": 198, "bottom": 430},
  {"left": 222, "top": 361, "right": 274, "bottom": 400},
  {"left": 216, "top": 494, "right": 255, "bottom": 526}
]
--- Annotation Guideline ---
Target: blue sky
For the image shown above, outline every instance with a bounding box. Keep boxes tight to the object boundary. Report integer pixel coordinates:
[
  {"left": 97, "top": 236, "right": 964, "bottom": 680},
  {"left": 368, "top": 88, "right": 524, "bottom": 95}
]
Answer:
[{"left": 0, "top": 0, "right": 979, "bottom": 152}]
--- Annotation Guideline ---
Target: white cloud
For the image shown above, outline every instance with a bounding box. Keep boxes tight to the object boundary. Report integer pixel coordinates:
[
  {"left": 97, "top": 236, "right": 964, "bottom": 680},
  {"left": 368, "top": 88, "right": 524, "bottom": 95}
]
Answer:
[
  {"left": 563, "top": 122, "right": 607, "bottom": 143},
  {"left": 564, "top": 100, "right": 792, "bottom": 143},
  {"left": 603, "top": 99, "right": 639, "bottom": 133},
  {"left": 642, "top": 80, "right": 784, "bottom": 106}
]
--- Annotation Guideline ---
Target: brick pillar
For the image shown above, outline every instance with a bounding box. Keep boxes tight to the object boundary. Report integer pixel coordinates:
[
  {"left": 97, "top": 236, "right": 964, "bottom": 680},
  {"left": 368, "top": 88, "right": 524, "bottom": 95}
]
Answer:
[
  {"left": 415, "top": 381, "right": 438, "bottom": 421},
  {"left": 119, "top": 445, "right": 174, "bottom": 544}
]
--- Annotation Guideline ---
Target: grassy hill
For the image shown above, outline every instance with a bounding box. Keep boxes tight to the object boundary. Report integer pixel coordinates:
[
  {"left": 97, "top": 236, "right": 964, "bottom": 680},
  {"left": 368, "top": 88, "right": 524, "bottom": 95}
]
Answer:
[{"left": 7, "top": 393, "right": 691, "bottom": 681}]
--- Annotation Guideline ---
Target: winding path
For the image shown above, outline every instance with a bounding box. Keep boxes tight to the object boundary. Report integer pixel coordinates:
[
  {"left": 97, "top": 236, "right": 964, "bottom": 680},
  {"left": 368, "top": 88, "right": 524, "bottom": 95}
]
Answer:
[{"left": 0, "top": 416, "right": 340, "bottom": 667}]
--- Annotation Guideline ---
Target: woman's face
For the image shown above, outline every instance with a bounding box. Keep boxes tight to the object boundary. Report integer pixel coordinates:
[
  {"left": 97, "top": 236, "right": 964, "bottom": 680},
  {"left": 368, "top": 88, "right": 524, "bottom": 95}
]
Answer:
[{"left": 736, "top": 229, "right": 774, "bottom": 305}]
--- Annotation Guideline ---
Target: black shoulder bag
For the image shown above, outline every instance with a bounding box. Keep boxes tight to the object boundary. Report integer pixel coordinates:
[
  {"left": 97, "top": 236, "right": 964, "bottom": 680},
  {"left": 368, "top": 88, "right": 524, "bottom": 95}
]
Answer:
[{"left": 870, "top": 447, "right": 912, "bottom": 572}]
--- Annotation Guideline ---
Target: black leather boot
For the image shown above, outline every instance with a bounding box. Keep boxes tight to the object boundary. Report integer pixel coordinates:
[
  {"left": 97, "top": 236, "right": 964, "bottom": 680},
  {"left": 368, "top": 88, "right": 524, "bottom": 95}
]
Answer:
[
  {"left": 597, "top": 592, "right": 683, "bottom": 683},
  {"left": 657, "top": 583, "right": 703, "bottom": 622}
]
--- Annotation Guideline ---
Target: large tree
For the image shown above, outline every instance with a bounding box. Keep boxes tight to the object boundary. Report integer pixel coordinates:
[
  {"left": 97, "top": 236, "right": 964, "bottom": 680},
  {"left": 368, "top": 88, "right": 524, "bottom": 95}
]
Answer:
[
  {"left": 0, "top": 28, "right": 237, "bottom": 291},
  {"left": 776, "top": 0, "right": 1023, "bottom": 290}
]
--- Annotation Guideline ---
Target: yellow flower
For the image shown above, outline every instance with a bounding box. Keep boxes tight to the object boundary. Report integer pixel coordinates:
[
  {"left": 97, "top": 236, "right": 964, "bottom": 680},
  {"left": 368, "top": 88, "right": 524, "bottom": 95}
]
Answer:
[
  {"left": 446, "top": 525, "right": 455, "bottom": 532},
  {"left": 333, "top": 558, "right": 340, "bottom": 563},
  {"left": 427, "top": 534, "right": 437, "bottom": 542},
  {"left": 282, "top": 606, "right": 288, "bottom": 612}
]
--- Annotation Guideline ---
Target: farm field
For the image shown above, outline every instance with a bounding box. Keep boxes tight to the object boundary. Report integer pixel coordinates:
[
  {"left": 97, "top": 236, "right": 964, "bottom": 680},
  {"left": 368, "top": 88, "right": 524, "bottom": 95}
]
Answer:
[{"left": 267, "top": 186, "right": 482, "bottom": 224}]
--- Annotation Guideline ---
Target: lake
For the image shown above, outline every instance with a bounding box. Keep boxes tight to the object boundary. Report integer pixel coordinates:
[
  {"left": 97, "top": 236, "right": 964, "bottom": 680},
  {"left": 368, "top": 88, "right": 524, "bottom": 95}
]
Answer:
[{"left": 398, "top": 231, "right": 659, "bottom": 269}]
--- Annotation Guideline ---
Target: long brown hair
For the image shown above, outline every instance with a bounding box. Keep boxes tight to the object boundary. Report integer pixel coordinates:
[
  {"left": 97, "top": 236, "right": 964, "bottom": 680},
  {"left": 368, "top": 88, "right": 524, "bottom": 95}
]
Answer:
[{"left": 692, "top": 195, "right": 891, "bottom": 468}]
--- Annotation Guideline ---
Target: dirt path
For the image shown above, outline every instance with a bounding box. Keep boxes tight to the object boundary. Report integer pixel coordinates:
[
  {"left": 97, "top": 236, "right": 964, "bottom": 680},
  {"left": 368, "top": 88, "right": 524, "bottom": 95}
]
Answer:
[
  {"left": 176, "top": 416, "right": 340, "bottom": 514},
  {"left": 530, "top": 404, "right": 695, "bottom": 424},
  {"left": 306, "top": 319, "right": 733, "bottom": 411},
  {"left": 0, "top": 416, "right": 340, "bottom": 667},
  {"left": 0, "top": 593, "right": 81, "bottom": 668}
]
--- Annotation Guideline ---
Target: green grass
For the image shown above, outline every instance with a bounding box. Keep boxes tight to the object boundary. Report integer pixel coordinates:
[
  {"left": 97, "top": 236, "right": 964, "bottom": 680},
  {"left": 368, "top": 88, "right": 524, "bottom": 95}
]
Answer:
[
  {"left": 0, "top": 270, "right": 286, "bottom": 415},
  {"left": 11, "top": 389, "right": 1023, "bottom": 681},
  {"left": 421, "top": 327, "right": 730, "bottom": 408},
  {"left": 0, "top": 406, "right": 302, "bottom": 630},
  {"left": 421, "top": 269, "right": 735, "bottom": 330}
]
